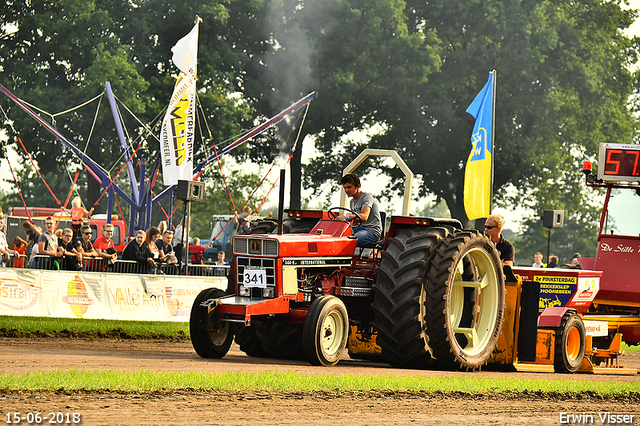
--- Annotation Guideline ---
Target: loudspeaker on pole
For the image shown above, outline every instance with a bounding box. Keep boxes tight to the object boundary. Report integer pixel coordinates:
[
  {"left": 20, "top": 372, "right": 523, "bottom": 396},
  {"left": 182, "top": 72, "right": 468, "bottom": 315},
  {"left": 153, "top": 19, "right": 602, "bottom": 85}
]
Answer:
[
  {"left": 542, "top": 210, "right": 564, "bottom": 229},
  {"left": 176, "top": 180, "right": 205, "bottom": 202}
]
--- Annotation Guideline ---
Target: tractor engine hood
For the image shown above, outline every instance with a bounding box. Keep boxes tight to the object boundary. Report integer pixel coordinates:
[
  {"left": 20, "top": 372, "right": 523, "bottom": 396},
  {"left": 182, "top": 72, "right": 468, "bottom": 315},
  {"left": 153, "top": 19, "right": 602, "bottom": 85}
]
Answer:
[{"left": 233, "top": 220, "right": 357, "bottom": 258}]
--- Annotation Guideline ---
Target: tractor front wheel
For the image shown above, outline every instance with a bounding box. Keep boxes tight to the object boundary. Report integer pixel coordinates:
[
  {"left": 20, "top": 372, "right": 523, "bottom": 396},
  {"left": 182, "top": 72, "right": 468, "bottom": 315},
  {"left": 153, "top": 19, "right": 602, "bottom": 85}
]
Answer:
[
  {"left": 190, "top": 288, "right": 234, "bottom": 358},
  {"left": 303, "top": 296, "right": 349, "bottom": 366},
  {"left": 554, "top": 312, "right": 586, "bottom": 373}
]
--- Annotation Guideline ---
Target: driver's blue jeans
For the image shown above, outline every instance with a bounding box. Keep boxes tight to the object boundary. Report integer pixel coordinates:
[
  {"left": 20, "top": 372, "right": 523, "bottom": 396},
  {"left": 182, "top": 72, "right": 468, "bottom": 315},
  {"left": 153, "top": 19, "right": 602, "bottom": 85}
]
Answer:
[{"left": 353, "top": 226, "right": 378, "bottom": 247}]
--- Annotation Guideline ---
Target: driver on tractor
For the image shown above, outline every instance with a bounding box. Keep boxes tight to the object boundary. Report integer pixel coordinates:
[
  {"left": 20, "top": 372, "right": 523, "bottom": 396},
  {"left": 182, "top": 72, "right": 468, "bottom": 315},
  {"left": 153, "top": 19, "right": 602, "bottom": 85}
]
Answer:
[{"left": 335, "top": 173, "right": 382, "bottom": 247}]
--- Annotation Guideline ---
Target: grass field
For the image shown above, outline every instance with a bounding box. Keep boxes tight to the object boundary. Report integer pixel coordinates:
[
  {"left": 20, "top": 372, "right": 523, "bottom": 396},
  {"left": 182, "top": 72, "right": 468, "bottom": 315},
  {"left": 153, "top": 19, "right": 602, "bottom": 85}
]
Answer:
[{"left": 1, "top": 315, "right": 638, "bottom": 395}]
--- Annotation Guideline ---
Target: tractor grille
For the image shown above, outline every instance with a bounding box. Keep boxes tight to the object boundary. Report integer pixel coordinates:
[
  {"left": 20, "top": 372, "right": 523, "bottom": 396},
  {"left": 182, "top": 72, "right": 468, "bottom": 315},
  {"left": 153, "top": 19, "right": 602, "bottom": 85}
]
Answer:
[
  {"left": 234, "top": 237, "right": 278, "bottom": 257},
  {"left": 337, "top": 276, "right": 373, "bottom": 297},
  {"left": 236, "top": 256, "right": 276, "bottom": 298}
]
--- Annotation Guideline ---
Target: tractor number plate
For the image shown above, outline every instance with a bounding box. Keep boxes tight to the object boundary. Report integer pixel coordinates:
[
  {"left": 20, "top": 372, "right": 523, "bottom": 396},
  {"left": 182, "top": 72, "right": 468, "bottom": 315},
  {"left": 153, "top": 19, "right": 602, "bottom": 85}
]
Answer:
[{"left": 243, "top": 268, "right": 267, "bottom": 288}]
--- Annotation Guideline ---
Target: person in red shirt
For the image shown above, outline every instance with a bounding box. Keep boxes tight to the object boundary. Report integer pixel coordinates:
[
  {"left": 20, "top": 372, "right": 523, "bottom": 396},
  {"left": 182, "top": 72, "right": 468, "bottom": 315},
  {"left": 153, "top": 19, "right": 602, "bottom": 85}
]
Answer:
[
  {"left": 188, "top": 237, "right": 212, "bottom": 265},
  {"left": 93, "top": 223, "right": 118, "bottom": 266}
]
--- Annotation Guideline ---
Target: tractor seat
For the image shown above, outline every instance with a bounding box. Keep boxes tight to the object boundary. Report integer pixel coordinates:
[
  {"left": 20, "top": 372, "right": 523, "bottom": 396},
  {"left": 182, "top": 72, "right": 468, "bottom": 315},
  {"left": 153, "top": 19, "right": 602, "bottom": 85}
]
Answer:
[{"left": 361, "top": 211, "right": 386, "bottom": 249}]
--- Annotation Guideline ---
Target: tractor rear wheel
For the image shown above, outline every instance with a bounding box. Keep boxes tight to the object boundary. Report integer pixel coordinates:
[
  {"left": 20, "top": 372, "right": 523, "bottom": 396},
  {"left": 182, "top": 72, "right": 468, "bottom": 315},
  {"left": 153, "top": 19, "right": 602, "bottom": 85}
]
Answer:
[
  {"left": 371, "top": 227, "right": 452, "bottom": 368},
  {"left": 554, "top": 312, "right": 586, "bottom": 373},
  {"left": 190, "top": 288, "right": 234, "bottom": 358},
  {"left": 235, "top": 323, "right": 268, "bottom": 357},
  {"left": 255, "top": 320, "right": 305, "bottom": 360},
  {"left": 303, "top": 296, "right": 349, "bottom": 366},
  {"left": 425, "top": 230, "right": 505, "bottom": 370}
]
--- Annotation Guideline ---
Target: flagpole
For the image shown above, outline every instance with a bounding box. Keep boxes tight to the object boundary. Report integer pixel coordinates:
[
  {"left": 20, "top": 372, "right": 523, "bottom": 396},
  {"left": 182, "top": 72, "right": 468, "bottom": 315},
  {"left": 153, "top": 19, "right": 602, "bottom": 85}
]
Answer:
[{"left": 490, "top": 69, "right": 496, "bottom": 216}]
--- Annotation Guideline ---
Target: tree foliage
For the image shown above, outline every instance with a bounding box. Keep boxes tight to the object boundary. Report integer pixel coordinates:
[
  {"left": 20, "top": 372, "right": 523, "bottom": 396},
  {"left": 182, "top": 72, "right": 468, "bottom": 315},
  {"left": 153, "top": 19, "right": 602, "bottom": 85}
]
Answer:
[
  {"left": 300, "top": 0, "right": 639, "bottom": 218},
  {"left": 0, "top": 0, "right": 253, "bottom": 216},
  {"left": 268, "top": 0, "right": 639, "bottom": 258},
  {"left": 1, "top": 0, "right": 639, "bottom": 259},
  {"left": 188, "top": 164, "right": 267, "bottom": 238}
]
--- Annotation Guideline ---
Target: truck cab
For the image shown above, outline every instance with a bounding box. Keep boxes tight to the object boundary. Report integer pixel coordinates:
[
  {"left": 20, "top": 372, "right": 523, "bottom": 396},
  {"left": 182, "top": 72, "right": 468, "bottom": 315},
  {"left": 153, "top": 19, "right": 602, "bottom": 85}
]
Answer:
[{"left": 201, "top": 215, "right": 237, "bottom": 263}]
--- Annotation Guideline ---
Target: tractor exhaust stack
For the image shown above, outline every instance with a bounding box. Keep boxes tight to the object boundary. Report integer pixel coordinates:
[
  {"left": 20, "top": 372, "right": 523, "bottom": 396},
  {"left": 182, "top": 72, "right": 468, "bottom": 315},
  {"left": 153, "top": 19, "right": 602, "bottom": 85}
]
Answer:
[{"left": 277, "top": 168, "right": 285, "bottom": 235}]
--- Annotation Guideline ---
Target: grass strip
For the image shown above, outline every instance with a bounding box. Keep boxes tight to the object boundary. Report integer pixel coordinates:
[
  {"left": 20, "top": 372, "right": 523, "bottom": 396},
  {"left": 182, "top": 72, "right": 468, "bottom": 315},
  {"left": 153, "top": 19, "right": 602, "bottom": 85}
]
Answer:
[
  {"left": 0, "top": 370, "right": 638, "bottom": 395},
  {"left": 0, "top": 316, "right": 188, "bottom": 340}
]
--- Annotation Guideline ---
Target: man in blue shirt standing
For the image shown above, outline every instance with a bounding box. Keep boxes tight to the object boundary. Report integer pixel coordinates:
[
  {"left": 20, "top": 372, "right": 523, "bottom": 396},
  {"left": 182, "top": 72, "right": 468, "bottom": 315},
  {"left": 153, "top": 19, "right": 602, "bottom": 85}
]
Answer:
[{"left": 336, "top": 173, "right": 382, "bottom": 247}]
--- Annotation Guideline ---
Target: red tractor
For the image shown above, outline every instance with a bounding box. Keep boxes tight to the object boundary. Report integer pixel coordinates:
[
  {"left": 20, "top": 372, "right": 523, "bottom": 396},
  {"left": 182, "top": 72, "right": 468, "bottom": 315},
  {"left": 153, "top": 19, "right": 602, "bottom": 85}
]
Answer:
[
  {"left": 190, "top": 149, "right": 506, "bottom": 369},
  {"left": 189, "top": 147, "right": 637, "bottom": 373}
]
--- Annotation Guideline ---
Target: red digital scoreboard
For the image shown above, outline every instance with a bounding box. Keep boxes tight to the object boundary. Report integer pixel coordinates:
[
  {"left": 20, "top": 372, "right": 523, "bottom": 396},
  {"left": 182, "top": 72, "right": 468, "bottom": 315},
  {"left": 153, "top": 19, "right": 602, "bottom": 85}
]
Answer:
[{"left": 597, "top": 143, "right": 640, "bottom": 182}]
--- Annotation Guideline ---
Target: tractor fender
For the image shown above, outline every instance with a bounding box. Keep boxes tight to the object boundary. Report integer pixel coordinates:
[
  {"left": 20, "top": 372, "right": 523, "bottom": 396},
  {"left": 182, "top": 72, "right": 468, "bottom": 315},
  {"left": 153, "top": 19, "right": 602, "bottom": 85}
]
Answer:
[{"left": 538, "top": 306, "right": 576, "bottom": 328}]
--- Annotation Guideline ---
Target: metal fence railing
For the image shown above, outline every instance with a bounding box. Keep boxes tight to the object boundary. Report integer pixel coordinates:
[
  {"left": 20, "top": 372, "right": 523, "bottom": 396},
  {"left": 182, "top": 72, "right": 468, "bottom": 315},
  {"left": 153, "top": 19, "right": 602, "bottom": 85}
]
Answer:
[
  {"left": 1, "top": 253, "right": 231, "bottom": 277},
  {"left": 188, "top": 263, "right": 229, "bottom": 277}
]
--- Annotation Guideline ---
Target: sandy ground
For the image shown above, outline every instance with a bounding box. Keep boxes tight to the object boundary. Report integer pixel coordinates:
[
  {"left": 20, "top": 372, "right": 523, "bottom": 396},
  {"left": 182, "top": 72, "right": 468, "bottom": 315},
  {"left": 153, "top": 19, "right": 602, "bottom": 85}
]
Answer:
[{"left": 0, "top": 338, "right": 639, "bottom": 425}]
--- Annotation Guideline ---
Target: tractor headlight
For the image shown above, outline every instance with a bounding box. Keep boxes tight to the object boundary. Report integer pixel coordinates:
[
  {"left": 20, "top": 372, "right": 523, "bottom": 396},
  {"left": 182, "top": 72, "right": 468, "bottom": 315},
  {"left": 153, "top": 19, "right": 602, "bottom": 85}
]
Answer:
[
  {"left": 263, "top": 287, "right": 275, "bottom": 298},
  {"left": 238, "top": 285, "right": 250, "bottom": 297}
]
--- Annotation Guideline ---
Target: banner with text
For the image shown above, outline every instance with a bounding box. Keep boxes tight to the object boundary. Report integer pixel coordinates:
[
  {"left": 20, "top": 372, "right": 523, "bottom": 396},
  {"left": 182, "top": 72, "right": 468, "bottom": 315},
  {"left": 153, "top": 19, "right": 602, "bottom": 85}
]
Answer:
[
  {"left": 0, "top": 269, "right": 226, "bottom": 321},
  {"left": 160, "top": 20, "right": 199, "bottom": 186}
]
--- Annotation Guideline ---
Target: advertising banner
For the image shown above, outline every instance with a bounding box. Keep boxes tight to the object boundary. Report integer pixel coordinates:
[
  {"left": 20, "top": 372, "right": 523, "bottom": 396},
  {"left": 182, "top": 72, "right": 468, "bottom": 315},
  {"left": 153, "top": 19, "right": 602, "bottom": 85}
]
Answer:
[{"left": 0, "top": 269, "right": 226, "bottom": 321}]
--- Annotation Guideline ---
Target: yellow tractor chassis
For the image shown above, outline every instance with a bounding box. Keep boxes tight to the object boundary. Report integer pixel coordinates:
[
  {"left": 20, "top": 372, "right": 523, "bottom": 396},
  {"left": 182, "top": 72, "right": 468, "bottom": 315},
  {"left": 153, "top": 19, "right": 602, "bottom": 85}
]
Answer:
[{"left": 491, "top": 276, "right": 637, "bottom": 375}]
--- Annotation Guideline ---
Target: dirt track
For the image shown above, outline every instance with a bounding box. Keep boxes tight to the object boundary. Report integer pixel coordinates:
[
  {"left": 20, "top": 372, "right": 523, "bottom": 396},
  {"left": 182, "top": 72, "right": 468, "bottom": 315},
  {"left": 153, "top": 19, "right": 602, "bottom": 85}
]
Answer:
[{"left": 1, "top": 338, "right": 639, "bottom": 425}]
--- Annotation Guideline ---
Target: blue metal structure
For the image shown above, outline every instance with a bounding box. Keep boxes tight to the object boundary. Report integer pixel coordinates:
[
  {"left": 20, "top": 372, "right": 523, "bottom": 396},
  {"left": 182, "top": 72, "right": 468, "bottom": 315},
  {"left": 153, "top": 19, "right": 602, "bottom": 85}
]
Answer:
[{"left": 0, "top": 81, "right": 316, "bottom": 235}]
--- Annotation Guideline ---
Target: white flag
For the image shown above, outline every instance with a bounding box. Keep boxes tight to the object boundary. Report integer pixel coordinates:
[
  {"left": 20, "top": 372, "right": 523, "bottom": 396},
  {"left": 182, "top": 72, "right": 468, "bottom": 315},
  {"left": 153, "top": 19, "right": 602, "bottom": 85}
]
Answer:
[
  {"left": 160, "top": 20, "right": 200, "bottom": 186},
  {"left": 172, "top": 22, "right": 199, "bottom": 76}
]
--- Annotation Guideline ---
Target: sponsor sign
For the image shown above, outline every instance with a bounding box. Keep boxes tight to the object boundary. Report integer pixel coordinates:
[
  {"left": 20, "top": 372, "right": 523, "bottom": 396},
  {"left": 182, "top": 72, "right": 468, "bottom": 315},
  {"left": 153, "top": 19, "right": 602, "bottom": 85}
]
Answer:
[
  {"left": 583, "top": 320, "right": 608, "bottom": 337},
  {"left": 0, "top": 276, "right": 40, "bottom": 311},
  {"left": 0, "top": 269, "right": 225, "bottom": 321},
  {"left": 568, "top": 276, "right": 600, "bottom": 308},
  {"left": 534, "top": 275, "right": 577, "bottom": 312}
]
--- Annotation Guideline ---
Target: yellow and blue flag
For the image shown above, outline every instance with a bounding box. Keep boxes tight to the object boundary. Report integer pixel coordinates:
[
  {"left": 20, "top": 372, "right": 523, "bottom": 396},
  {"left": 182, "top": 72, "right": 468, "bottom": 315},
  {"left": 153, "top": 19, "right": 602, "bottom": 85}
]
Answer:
[{"left": 463, "top": 72, "right": 494, "bottom": 220}]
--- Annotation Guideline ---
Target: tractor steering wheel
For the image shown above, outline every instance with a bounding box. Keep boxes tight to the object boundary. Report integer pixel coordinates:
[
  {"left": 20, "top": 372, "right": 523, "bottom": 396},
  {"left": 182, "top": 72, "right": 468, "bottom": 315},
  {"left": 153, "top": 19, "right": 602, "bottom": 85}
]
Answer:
[{"left": 327, "top": 206, "right": 363, "bottom": 227}]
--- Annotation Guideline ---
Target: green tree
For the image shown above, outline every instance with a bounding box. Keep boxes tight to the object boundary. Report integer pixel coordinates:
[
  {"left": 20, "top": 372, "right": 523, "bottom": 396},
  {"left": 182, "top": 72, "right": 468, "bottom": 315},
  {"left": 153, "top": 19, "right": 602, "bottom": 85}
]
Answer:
[
  {"left": 236, "top": 0, "right": 442, "bottom": 208},
  {"left": 0, "top": 1, "right": 150, "bottom": 208},
  {"left": 298, "top": 0, "right": 639, "bottom": 234},
  {"left": 0, "top": 0, "right": 253, "bottom": 221},
  {"left": 188, "top": 165, "right": 267, "bottom": 238}
]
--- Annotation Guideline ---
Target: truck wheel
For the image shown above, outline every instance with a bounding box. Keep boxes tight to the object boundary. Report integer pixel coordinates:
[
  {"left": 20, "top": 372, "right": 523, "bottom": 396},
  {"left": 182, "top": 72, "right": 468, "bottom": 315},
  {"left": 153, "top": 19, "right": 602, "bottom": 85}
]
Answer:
[
  {"left": 554, "top": 312, "right": 586, "bottom": 373},
  {"left": 303, "top": 296, "right": 349, "bottom": 366},
  {"left": 255, "top": 321, "right": 305, "bottom": 360},
  {"left": 190, "top": 288, "right": 234, "bottom": 358},
  {"left": 371, "top": 227, "right": 451, "bottom": 368},
  {"left": 235, "top": 323, "right": 268, "bottom": 357},
  {"left": 425, "top": 230, "right": 505, "bottom": 370}
]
